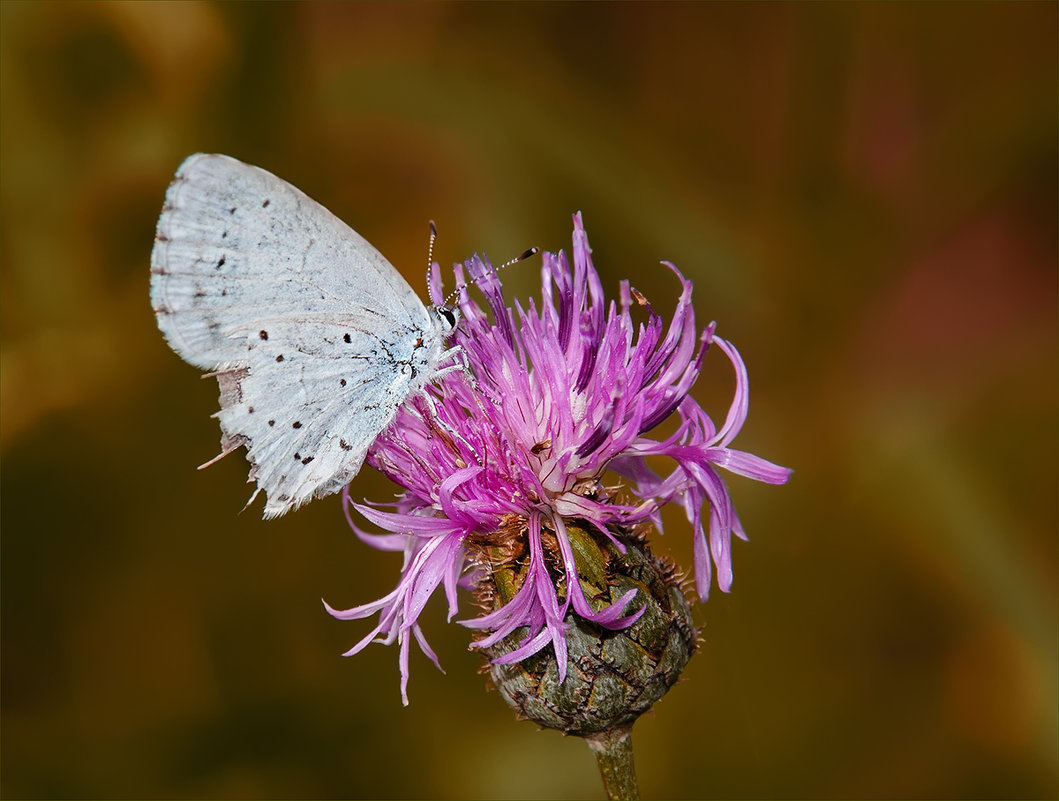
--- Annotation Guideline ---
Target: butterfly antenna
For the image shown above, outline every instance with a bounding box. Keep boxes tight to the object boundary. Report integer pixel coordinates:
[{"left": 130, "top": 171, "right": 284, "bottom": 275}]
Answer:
[
  {"left": 442, "top": 246, "right": 539, "bottom": 308},
  {"left": 425, "top": 220, "right": 438, "bottom": 286}
]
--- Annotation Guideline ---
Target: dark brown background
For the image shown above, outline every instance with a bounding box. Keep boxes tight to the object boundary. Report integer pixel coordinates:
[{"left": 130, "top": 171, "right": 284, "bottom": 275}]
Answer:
[{"left": 2, "top": 2, "right": 1056, "bottom": 798}]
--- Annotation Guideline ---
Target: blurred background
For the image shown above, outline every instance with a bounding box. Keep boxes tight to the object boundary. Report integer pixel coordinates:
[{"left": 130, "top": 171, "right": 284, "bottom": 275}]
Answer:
[{"left": 2, "top": 2, "right": 1055, "bottom": 799}]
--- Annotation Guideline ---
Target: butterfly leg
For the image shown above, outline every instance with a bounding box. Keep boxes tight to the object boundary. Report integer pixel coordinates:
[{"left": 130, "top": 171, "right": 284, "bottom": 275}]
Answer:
[
  {"left": 435, "top": 344, "right": 503, "bottom": 409},
  {"left": 404, "top": 392, "right": 484, "bottom": 468}
]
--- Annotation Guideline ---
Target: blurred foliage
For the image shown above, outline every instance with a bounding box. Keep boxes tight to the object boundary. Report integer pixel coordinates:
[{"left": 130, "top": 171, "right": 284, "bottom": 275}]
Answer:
[{"left": 1, "top": 2, "right": 1056, "bottom": 799}]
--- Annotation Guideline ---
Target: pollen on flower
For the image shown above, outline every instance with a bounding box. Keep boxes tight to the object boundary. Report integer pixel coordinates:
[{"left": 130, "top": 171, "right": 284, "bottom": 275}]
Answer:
[{"left": 324, "top": 212, "right": 792, "bottom": 705}]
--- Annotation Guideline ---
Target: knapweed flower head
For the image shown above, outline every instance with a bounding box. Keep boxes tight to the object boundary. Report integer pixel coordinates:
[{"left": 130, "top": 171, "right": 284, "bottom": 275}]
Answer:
[{"left": 326, "top": 212, "right": 792, "bottom": 707}]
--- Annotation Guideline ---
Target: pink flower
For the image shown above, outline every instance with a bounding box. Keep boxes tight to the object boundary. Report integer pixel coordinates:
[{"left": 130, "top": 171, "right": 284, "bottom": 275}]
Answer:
[{"left": 325, "top": 213, "right": 791, "bottom": 703}]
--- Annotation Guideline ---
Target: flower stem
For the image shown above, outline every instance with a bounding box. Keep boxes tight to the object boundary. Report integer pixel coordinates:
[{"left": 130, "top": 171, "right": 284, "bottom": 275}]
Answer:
[{"left": 585, "top": 725, "right": 640, "bottom": 800}]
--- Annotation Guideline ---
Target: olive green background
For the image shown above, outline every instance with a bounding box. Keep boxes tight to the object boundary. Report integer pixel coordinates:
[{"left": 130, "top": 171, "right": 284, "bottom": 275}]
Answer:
[{"left": 2, "top": 2, "right": 1055, "bottom": 799}]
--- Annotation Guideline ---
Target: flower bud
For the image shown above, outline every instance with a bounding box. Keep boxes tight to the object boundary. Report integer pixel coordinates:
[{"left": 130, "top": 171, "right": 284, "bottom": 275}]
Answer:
[{"left": 476, "top": 518, "right": 696, "bottom": 736}]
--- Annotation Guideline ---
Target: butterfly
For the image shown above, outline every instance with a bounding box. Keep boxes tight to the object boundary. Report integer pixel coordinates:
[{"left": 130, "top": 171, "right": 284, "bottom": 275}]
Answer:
[{"left": 150, "top": 153, "right": 464, "bottom": 518}]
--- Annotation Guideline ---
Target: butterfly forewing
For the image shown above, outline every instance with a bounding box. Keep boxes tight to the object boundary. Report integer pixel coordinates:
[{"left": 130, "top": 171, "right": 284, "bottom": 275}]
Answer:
[
  {"left": 151, "top": 154, "right": 429, "bottom": 368},
  {"left": 150, "top": 153, "right": 442, "bottom": 517}
]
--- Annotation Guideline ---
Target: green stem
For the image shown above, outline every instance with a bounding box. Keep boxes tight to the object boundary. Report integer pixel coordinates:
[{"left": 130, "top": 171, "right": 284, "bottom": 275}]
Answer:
[{"left": 585, "top": 725, "right": 639, "bottom": 800}]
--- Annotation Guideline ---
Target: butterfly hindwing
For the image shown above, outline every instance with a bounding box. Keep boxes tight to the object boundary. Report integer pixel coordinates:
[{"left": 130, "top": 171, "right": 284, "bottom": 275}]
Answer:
[{"left": 213, "top": 334, "right": 418, "bottom": 517}]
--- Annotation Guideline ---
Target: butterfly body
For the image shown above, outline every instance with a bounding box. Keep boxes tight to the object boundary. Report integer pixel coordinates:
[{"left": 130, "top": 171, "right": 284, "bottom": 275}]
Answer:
[{"left": 151, "top": 153, "right": 458, "bottom": 518}]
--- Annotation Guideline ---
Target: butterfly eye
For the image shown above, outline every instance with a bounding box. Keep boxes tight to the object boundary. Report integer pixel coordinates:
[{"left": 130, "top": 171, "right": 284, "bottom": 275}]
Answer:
[{"left": 437, "top": 307, "right": 459, "bottom": 332}]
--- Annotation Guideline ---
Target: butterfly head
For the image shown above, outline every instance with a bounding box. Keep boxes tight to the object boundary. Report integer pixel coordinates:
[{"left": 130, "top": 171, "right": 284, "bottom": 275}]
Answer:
[{"left": 433, "top": 304, "right": 460, "bottom": 337}]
